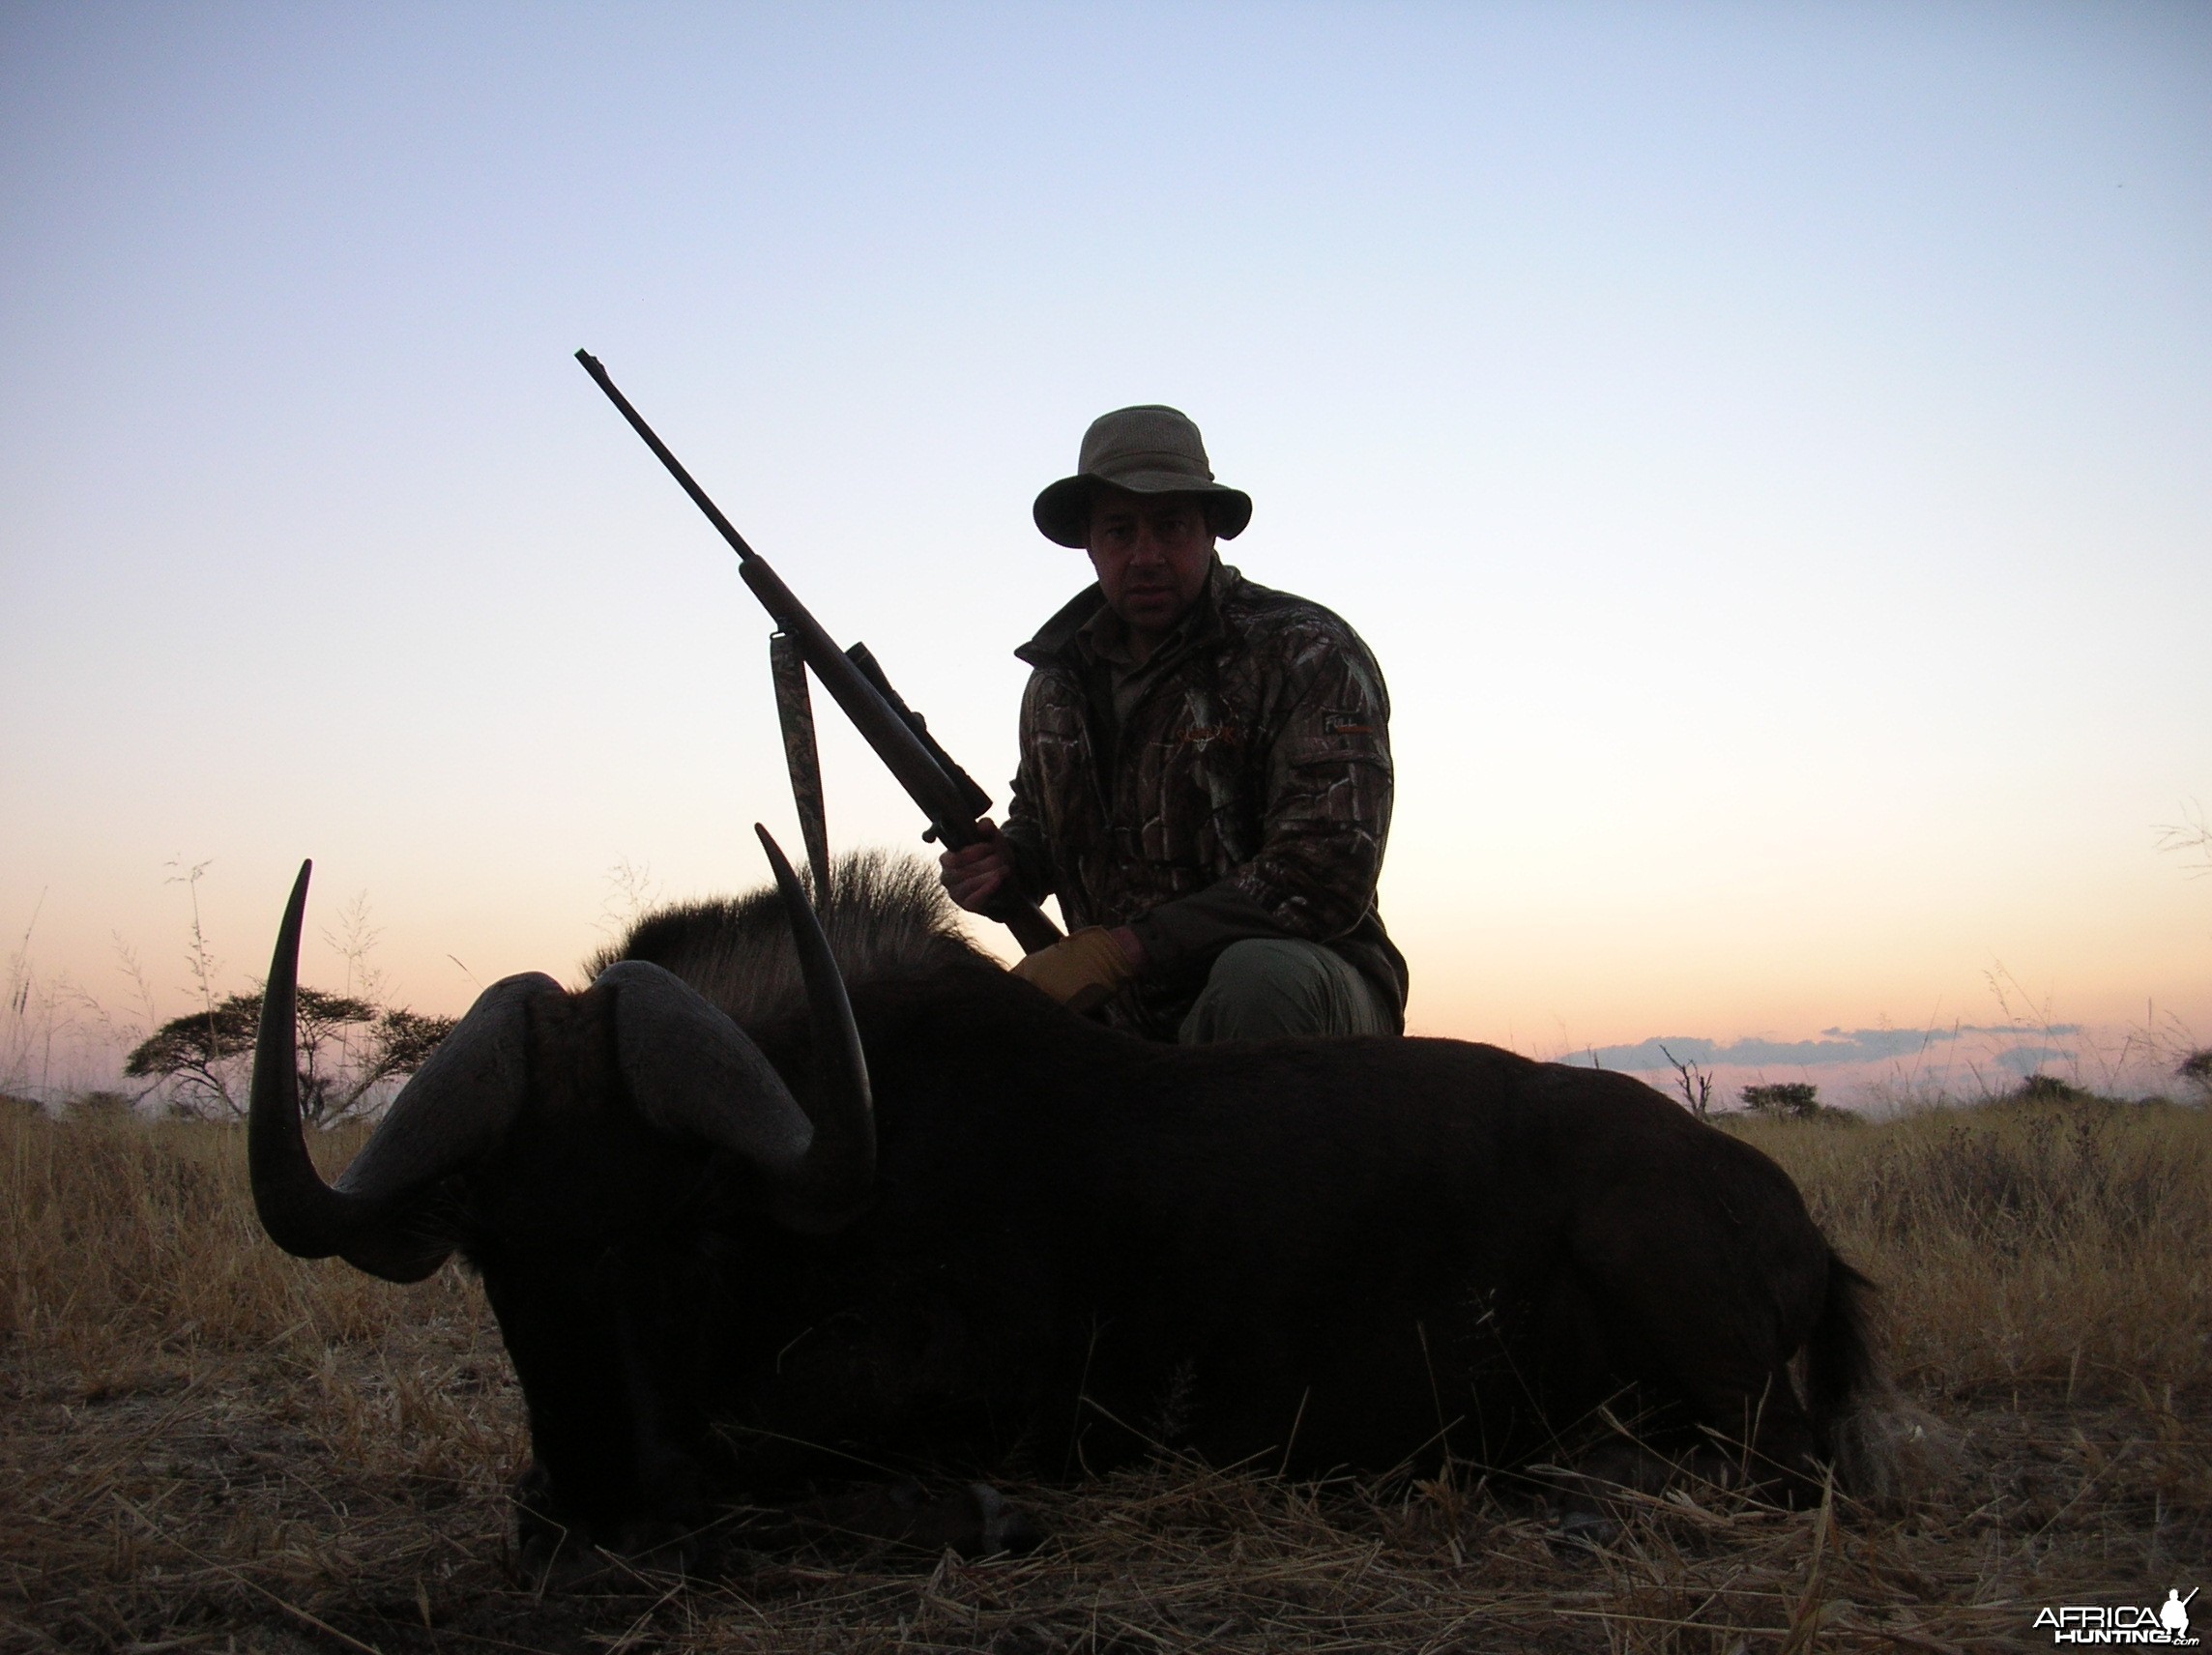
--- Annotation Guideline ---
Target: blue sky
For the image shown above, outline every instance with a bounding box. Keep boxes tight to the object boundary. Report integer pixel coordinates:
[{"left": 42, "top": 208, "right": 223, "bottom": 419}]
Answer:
[{"left": 4, "top": 3, "right": 2207, "bottom": 1094}]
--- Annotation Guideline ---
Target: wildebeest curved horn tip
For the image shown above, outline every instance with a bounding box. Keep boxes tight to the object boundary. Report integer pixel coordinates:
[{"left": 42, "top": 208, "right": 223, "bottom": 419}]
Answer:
[
  {"left": 248, "top": 858, "right": 356, "bottom": 1259},
  {"left": 753, "top": 825, "right": 800, "bottom": 894}
]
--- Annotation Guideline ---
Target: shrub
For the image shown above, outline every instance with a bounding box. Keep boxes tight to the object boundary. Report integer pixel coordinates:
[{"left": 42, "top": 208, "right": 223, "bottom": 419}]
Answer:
[
  {"left": 2179, "top": 1047, "right": 2212, "bottom": 1104},
  {"left": 2014, "top": 1073, "right": 2095, "bottom": 1106},
  {"left": 1741, "top": 1082, "right": 1819, "bottom": 1118}
]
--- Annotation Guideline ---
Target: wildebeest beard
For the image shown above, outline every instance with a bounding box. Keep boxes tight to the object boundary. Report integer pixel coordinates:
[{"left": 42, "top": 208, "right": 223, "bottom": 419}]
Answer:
[{"left": 247, "top": 845, "right": 1878, "bottom": 1580}]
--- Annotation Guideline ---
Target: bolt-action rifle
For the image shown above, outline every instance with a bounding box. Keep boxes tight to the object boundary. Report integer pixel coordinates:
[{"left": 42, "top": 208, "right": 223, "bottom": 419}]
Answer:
[{"left": 575, "top": 349, "right": 1062, "bottom": 955}]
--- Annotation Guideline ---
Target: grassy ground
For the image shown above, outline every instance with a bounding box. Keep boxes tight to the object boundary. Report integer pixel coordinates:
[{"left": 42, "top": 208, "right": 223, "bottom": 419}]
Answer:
[{"left": 2, "top": 1089, "right": 2206, "bottom": 1653}]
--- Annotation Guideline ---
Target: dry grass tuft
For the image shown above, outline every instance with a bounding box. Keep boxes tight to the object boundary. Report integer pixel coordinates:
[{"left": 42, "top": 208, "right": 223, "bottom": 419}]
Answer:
[{"left": 3, "top": 1094, "right": 2205, "bottom": 1653}]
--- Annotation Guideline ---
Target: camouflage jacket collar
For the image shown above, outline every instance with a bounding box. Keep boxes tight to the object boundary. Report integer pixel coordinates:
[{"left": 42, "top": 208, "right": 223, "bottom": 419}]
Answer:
[{"left": 1014, "top": 557, "right": 1242, "bottom": 675}]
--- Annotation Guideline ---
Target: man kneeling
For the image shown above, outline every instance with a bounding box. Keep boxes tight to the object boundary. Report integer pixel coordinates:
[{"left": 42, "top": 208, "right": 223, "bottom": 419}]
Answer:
[{"left": 940, "top": 404, "right": 1406, "bottom": 1043}]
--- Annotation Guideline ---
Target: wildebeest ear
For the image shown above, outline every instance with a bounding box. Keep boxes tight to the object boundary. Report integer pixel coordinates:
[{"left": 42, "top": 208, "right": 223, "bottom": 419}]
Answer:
[{"left": 597, "top": 960, "right": 816, "bottom": 1179}]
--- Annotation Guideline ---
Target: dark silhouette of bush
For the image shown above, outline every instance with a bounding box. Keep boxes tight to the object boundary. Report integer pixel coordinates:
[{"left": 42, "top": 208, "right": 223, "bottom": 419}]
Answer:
[
  {"left": 2013, "top": 1073, "right": 2096, "bottom": 1107},
  {"left": 2178, "top": 1048, "right": 2212, "bottom": 1104},
  {"left": 1741, "top": 1082, "right": 1820, "bottom": 1118}
]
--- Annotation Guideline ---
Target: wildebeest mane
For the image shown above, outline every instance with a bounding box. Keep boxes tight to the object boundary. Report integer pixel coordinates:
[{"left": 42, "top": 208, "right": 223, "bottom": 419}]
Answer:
[{"left": 589, "top": 848, "right": 992, "bottom": 1031}]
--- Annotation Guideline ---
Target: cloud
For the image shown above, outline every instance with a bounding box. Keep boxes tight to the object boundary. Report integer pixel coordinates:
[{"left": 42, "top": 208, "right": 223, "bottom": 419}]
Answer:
[{"left": 1565, "top": 1023, "right": 2081, "bottom": 1072}]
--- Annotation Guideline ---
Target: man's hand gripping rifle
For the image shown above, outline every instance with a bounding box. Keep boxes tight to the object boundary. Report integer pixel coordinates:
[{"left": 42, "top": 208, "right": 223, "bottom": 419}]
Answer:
[{"left": 575, "top": 349, "right": 1062, "bottom": 955}]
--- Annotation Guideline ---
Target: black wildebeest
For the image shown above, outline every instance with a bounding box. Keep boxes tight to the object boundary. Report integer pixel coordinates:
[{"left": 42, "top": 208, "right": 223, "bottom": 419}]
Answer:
[{"left": 247, "top": 835, "right": 1876, "bottom": 1572}]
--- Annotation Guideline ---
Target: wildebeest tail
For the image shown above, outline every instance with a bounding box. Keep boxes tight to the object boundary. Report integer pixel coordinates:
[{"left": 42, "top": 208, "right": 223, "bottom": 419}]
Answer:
[{"left": 1804, "top": 1251, "right": 1877, "bottom": 1461}]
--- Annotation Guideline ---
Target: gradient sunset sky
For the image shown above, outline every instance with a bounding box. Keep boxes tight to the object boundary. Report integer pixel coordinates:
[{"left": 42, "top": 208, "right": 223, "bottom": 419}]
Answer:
[{"left": 4, "top": 3, "right": 2207, "bottom": 1098}]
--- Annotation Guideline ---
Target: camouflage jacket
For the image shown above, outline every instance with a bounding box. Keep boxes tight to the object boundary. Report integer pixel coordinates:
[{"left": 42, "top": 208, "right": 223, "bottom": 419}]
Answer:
[{"left": 1001, "top": 559, "right": 1408, "bottom": 1040}]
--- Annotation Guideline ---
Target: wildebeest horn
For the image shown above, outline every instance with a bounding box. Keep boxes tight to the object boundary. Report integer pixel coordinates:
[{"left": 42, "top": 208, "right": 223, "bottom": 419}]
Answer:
[
  {"left": 249, "top": 860, "right": 557, "bottom": 1283},
  {"left": 756, "top": 823, "right": 875, "bottom": 1211},
  {"left": 597, "top": 827, "right": 875, "bottom": 1233}
]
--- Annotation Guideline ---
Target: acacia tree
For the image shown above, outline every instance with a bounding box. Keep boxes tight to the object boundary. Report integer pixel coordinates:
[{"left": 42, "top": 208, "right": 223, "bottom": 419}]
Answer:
[
  {"left": 125, "top": 989, "right": 455, "bottom": 1121},
  {"left": 1741, "top": 1082, "right": 1821, "bottom": 1119}
]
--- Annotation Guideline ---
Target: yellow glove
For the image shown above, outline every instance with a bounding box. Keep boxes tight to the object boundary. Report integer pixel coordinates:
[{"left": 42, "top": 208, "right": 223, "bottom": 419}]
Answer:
[{"left": 1011, "top": 927, "right": 1134, "bottom": 1013}]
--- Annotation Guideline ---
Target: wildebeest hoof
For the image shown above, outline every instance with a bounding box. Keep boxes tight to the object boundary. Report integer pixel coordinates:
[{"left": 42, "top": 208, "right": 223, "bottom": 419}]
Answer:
[
  {"left": 790, "top": 1478, "right": 1041, "bottom": 1558},
  {"left": 516, "top": 1523, "right": 608, "bottom": 1592},
  {"left": 512, "top": 1471, "right": 703, "bottom": 1590},
  {"left": 512, "top": 1469, "right": 575, "bottom": 1588},
  {"left": 968, "top": 1482, "right": 1043, "bottom": 1556},
  {"left": 515, "top": 1524, "right": 565, "bottom": 1589}
]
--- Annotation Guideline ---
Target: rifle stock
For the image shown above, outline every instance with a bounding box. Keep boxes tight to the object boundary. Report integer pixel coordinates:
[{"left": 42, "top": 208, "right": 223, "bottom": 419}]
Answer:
[{"left": 576, "top": 350, "right": 1062, "bottom": 955}]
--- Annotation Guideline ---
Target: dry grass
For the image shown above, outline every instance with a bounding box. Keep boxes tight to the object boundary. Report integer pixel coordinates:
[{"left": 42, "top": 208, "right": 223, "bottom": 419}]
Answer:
[
  {"left": 1728, "top": 1093, "right": 2212, "bottom": 1404},
  {"left": 3, "top": 1096, "right": 2206, "bottom": 1654}
]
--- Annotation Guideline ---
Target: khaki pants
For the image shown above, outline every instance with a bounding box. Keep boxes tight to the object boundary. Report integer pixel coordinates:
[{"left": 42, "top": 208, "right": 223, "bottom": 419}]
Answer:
[{"left": 1176, "top": 939, "right": 1398, "bottom": 1044}]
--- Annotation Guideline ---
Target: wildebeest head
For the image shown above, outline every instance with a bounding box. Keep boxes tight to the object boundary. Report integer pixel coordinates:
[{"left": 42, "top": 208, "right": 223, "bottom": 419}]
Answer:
[{"left": 247, "top": 828, "right": 878, "bottom": 1282}]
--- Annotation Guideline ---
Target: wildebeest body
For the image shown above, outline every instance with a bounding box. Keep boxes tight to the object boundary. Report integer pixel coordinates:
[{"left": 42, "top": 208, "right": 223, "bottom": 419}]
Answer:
[
  {"left": 248, "top": 854, "right": 1871, "bottom": 1560},
  {"left": 515, "top": 954, "right": 1842, "bottom": 1509}
]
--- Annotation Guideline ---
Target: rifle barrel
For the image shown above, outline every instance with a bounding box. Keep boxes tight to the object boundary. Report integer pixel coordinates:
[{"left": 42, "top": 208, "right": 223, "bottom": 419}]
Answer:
[
  {"left": 575, "top": 350, "right": 762, "bottom": 564},
  {"left": 574, "top": 349, "right": 1064, "bottom": 954}
]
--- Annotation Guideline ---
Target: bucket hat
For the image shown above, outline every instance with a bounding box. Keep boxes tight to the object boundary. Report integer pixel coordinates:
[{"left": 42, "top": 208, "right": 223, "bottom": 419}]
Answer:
[{"left": 1033, "top": 405, "right": 1252, "bottom": 548}]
